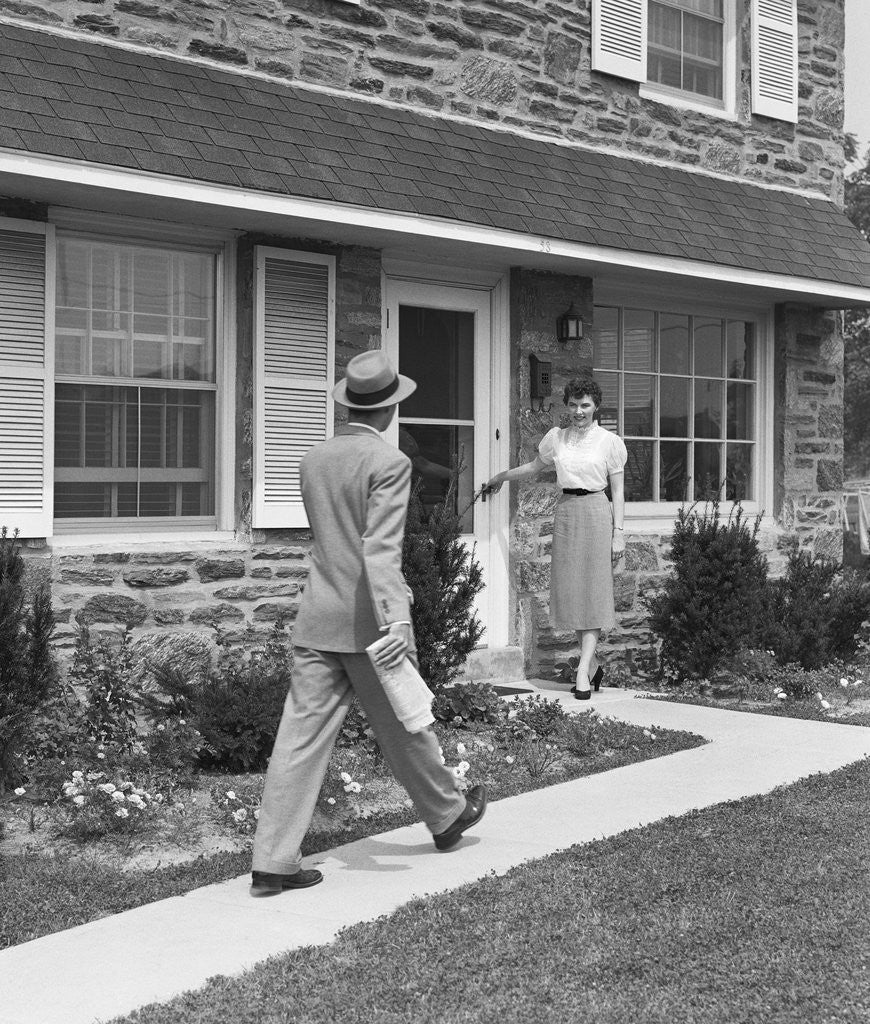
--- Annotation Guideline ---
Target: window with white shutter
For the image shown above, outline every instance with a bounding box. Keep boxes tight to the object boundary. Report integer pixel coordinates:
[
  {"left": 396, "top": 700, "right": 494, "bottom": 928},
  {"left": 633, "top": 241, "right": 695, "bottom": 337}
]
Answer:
[
  {"left": 593, "top": 0, "right": 648, "bottom": 83},
  {"left": 0, "top": 219, "right": 54, "bottom": 538},
  {"left": 751, "top": 0, "right": 798, "bottom": 123},
  {"left": 253, "top": 247, "right": 335, "bottom": 529}
]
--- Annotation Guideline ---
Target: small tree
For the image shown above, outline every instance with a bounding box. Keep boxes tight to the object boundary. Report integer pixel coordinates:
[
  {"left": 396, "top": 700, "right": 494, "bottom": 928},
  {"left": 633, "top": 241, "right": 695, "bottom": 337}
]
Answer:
[
  {"left": 402, "top": 466, "right": 485, "bottom": 694},
  {"left": 0, "top": 528, "right": 57, "bottom": 789},
  {"left": 646, "top": 503, "right": 769, "bottom": 681}
]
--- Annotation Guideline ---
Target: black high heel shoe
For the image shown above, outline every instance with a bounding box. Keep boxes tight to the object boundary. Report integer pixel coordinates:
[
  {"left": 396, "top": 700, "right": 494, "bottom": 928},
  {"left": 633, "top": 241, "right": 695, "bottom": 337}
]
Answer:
[
  {"left": 591, "top": 665, "right": 604, "bottom": 692},
  {"left": 571, "top": 666, "right": 603, "bottom": 700}
]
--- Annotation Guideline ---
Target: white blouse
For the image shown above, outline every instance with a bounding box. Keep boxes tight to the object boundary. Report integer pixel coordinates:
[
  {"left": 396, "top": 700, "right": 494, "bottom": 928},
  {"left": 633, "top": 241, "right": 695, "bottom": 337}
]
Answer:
[{"left": 538, "top": 423, "right": 628, "bottom": 491}]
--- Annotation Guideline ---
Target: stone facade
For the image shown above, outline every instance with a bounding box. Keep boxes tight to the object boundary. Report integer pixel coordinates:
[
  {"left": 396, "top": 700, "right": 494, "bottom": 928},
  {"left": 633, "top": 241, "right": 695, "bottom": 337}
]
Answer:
[{"left": 0, "top": 0, "right": 847, "bottom": 200}]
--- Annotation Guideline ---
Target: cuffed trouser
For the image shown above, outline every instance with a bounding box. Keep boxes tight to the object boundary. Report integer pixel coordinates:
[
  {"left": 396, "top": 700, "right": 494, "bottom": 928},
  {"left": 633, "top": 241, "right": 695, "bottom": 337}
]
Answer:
[{"left": 252, "top": 646, "right": 466, "bottom": 875}]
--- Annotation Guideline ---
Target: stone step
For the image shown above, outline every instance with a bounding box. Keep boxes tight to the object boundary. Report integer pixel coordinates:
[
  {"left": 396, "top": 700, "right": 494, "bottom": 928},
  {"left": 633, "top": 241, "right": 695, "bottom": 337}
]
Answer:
[{"left": 455, "top": 646, "right": 526, "bottom": 686}]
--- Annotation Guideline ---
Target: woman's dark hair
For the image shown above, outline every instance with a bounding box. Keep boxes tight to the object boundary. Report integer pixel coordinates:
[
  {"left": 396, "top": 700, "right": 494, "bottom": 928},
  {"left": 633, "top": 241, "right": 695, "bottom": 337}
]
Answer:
[{"left": 563, "top": 376, "right": 603, "bottom": 408}]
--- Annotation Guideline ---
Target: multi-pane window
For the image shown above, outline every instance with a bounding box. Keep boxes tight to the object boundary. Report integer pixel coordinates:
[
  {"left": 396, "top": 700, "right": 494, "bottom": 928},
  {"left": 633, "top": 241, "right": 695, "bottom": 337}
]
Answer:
[
  {"left": 54, "top": 238, "right": 217, "bottom": 521},
  {"left": 592, "top": 305, "right": 756, "bottom": 503},
  {"left": 648, "top": 0, "right": 724, "bottom": 102}
]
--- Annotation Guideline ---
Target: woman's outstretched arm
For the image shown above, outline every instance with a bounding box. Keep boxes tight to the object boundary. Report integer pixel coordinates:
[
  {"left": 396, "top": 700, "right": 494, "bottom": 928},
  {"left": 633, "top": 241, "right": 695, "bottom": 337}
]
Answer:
[{"left": 485, "top": 455, "right": 548, "bottom": 494}]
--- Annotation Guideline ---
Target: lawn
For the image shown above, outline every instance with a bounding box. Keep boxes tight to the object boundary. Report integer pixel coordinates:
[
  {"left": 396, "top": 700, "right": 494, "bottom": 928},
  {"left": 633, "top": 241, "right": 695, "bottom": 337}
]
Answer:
[{"left": 110, "top": 757, "right": 870, "bottom": 1024}]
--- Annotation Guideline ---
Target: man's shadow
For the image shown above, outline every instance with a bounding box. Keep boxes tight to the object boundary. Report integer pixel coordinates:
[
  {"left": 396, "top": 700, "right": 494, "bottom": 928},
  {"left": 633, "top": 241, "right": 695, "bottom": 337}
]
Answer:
[{"left": 319, "top": 833, "right": 482, "bottom": 874}]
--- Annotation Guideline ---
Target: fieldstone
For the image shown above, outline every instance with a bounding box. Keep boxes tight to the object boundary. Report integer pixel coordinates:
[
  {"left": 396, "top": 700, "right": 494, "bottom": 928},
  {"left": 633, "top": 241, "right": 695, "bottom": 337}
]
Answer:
[
  {"left": 93, "top": 552, "right": 132, "bottom": 563},
  {"left": 123, "top": 568, "right": 190, "bottom": 588},
  {"left": 817, "top": 460, "right": 843, "bottom": 491},
  {"left": 813, "top": 529, "right": 842, "bottom": 562},
  {"left": 519, "top": 561, "right": 550, "bottom": 592},
  {"left": 250, "top": 567, "right": 273, "bottom": 579},
  {"left": 368, "top": 57, "right": 433, "bottom": 79},
  {"left": 252, "top": 546, "right": 308, "bottom": 560},
  {"left": 197, "top": 558, "right": 246, "bottom": 582},
  {"left": 544, "top": 32, "right": 581, "bottom": 85},
  {"left": 73, "top": 14, "right": 120, "bottom": 35},
  {"left": 60, "top": 568, "right": 116, "bottom": 586},
  {"left": 613, "top": 573, "right": 637, "bottom": 612},
  {"left": 154, "top": 609, "right": 186, "bottom": 625},
  {"left": 188, "top": 40, "right": 247, "bottom": 65},
  {"left": 131, "top": 551, "right": 199, "bottom": 564},
  {"left": 188, "top": 603, "right": 246, "bottom": 624},
  {"left": 274, "top": 566, "right": 310, "bottom": 580},
  {"left": 214, "top": 583, "right": 298, "bottom": 600},
  {"left": 517, "top": 485, "right": 558, "bottom": 517},
  {"left": 459, "top": 55, "right": 518, "bottom": 104},
  {"left": 252, "top": 601, "right": 298, "bottom": 622},
  {"left": 460, "top": 8, "right": 525, "bottom": 36},
  {"left": 76, "top": 595, "right": 147, "bottom": 627},
  {"left": 703, "top": 142, "right": 741, "bottom": 174},
  {"left": 624, "top": 542, "right": 658, "bottom": 572},
  {"left": 427, "top": 20, "right": 482, "bottom": 49},
  {"left": 134, "top": 631, "right": 212, "bottom": 681}
]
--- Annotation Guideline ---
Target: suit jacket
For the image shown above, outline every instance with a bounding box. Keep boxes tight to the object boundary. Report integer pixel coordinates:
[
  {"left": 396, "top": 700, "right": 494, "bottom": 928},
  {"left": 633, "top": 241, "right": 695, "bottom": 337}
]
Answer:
[{"left": 292, "top": 424, "right": 414, "bottom": 653}]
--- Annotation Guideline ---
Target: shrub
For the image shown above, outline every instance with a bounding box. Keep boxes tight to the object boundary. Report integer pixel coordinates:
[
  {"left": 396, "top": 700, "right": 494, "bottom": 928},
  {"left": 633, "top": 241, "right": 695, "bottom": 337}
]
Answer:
[
  {"left": 69, "top": 625, "right": 140, "bottom": 748},
  {"left": 141, "top": 718, "right": 205, "bottom": 790},
  {"left": 0, "top": 528, "right": 57, "bottom": 790},
  {"left": 432, "top": 681, "right": 502, "bottom": 728},
  {"left": 765, "top": 548, "right": 870, "bottom": 669},
  {"left": 210, "top": 778, "right": 263, "bottom": 836},
  {"left": 58, "top": 768, "right": 156, "bottom": 841},
  {"left": 142, "top": 622, "right": 292, "bottom": 773},
  {"left": 507, "top": 695, "right": 567, "bottom": 738},
  {"left": 646, "top": 502, "right": 769, "bottom": 680},
  {"left": 402, "top": 465, "right": 485, "bottom": 694}
]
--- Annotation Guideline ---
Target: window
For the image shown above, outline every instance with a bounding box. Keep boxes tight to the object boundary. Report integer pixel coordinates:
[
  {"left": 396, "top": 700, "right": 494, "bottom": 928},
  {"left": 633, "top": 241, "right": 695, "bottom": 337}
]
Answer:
[
  {"left": 648, "top": 0, "right": 724, "bottom": 102},
  {"left": 591, "top": 305, "right": 757, "bottom": 504},
  {"left": 53, "top": 238, "right": 217, "bottom": 522}
]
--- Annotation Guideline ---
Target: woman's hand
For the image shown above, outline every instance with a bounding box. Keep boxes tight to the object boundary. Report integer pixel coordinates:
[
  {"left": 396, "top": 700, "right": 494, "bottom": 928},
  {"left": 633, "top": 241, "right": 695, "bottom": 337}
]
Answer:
[
  {"left": 483, "top": 472, "right": 506, "bottom": 496},
  {"left": 611, "top": 529, "right": 626, "bottom": 564}
]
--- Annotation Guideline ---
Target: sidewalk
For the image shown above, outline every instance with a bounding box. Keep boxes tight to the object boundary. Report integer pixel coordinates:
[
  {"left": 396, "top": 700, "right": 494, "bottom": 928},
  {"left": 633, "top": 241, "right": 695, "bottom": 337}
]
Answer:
[{"left": 4, "top": 686, "right": 870, "bottom": 1024}]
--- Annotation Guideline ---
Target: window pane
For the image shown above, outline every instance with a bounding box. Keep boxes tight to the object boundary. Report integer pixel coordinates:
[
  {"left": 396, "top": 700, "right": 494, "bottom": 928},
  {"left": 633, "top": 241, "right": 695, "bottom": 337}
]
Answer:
[
  {"left": 660, "top": 376, "right": 689, "bottom": 436},
  {"left": 625, "top": 440, "right": 654, "bottom": 501},
  {"left": 694, "top": 442, "right": 723, "bottom": 500},
  {"left": 661, "top": 441, "right": 689, "bottom": 501},
  {"left": 624, "top": 309, "right": 655, "bottom": 372},
  {"left": 624, "top": 374, "right": 654, "bottom": 436},
  {"left": 694, "top": 378, "right": 723, "bottom": 439},
  {"left": 596, "top": 371, "right": 619, "bottom": 432},
  {"left": 660, "top": 314, "right": 689, "bottom": 374},
  {"left": 398, "top": 306, "right": 474, "bottom": 420},
  {"left": 726, "top": 321, "right": 755, "bottom": 379},
  {"left": 56, "top": 308, "right": 88, "bottom": 375},
  {"left": 694, "top": 317, "right": 723, "bottom": 377},
  {"left": 398, "top": 423, "right": 474, "bottom": 533},
  {"left": 727, "top": 382, "right": 754, "bottom": 440},
  {"left": 726, "top": 444, "right": 753, "bottom": 501},
  {"left": 592, "top": 306, "right": 619, "bottom": 369}
]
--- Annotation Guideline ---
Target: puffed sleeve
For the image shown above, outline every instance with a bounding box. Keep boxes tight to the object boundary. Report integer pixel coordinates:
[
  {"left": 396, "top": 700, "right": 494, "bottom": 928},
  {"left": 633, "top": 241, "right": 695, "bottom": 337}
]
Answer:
[
  {"left": 606, "top": 432, "right": 628, "bottom": 475},
  {"left": 538, "top": 427, "right": 558, "bottom": 466}
]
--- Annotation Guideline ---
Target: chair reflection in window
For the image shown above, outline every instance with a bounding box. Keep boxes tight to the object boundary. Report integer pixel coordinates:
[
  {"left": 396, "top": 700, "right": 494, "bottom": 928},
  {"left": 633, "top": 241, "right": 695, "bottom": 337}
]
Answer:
[{"left": 398, "top": 425, "right": 472, "bottom": 533}]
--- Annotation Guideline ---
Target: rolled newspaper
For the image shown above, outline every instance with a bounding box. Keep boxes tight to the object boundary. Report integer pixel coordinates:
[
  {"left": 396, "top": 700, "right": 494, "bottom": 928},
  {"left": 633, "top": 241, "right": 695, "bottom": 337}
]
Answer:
[{"left": 365, "top": 636, "right": 435, "bottom": 733}]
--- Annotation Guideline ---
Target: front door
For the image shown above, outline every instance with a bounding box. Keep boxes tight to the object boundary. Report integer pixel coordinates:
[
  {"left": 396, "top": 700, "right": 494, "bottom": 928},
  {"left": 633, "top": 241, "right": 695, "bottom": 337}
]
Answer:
[{"left": 385, "top": 279, "right": 503, "bottom": 643}]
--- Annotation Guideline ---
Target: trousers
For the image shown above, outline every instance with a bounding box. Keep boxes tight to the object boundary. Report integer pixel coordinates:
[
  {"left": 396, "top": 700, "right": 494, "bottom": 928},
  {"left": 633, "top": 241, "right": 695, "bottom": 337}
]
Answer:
[{"left": 252, "top": 646, "right": 466, "bottom": 874}]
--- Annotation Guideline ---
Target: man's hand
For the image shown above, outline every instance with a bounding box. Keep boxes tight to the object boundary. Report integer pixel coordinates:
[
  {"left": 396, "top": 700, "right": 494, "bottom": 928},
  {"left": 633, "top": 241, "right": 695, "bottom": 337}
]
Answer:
[{"left": 374, "top": 622, "right": 412, "bottom": 670}]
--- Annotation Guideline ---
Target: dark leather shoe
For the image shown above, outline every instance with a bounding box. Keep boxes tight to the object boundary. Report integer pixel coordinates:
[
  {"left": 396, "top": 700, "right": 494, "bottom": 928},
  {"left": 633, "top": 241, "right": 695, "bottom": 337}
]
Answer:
[
  {"left": 250, "top": 869, "right": 323, "bottom": 896},
  {"left": 433, "top": 784, "right": 488, "bottom": 851}
]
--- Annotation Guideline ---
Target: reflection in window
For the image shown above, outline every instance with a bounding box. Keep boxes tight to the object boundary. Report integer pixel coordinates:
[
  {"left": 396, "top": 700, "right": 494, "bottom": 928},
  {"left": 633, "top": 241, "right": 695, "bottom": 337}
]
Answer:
[
  {"left": 54, "top": 238, "right": 217, "bottom": 520},
  {"left": 648, "top": 0, "right": 724, "bottom": 102},
  {"left": 591, "top": 306, "right": 757, "bottom": 503}
]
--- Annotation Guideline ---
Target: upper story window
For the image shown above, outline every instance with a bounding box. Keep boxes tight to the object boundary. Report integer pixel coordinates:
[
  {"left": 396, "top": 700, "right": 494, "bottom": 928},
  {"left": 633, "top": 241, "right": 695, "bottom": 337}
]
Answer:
[
  {"left": 53, "top": 237, "right": 218, "bottom": 523},
  {"left": 591, "top": 304, "right": 758, "bottom": 505},
  {"left": 648, "top": 0, "right": 724, "bottom": 103}
]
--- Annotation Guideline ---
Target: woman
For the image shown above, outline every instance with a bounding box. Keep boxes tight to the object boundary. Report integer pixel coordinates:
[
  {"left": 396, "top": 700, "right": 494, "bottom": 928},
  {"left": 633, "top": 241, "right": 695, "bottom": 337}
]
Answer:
[{"left": 485, "top": 377, "right": 627, "bottom": 698}]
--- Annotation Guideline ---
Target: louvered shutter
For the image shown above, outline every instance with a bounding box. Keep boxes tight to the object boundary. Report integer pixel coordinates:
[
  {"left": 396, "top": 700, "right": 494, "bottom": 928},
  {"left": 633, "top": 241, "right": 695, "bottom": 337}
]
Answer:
[
  {"left": 253, "top": 247, "right": 335, "bottom": 529},
  {"left": 592, "top": 0, "right": 647, "bottom": 83},
  {"left": 751, "top": 0, "right": 798, "bottom": 123},
  {"left": 0, "top": 220, "right": 54, "bottom": 538}
]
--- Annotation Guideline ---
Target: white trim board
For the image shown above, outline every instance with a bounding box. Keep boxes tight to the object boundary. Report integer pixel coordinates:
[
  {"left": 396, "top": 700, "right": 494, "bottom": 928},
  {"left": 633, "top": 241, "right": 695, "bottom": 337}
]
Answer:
[{"left": 3, "top": 150, "right": 869, "bottom": 307}]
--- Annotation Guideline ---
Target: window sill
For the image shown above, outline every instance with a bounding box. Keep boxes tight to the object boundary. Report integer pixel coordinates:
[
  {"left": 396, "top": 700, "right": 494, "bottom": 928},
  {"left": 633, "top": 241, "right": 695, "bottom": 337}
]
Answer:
[
  {"left": 624, "top": 503, "right": 772, "bottom": 534},
  {"left": 638, "top": 83, "right": 738, "bottom": 122},
  {"left": 49, "top": 529, "right": 237, "bottom": 550}
]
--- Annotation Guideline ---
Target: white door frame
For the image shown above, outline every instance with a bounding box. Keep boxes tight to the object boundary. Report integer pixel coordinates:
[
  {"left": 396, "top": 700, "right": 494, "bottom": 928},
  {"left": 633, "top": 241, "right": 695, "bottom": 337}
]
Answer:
[{"left": 383, "top": 268, "right": 510, "bottom": 648}]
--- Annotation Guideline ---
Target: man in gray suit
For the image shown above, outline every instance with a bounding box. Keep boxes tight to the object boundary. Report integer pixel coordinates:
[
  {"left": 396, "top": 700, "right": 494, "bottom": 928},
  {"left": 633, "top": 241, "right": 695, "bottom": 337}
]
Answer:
[{"left": 251, "top": 350, "right": 487, "bottom": 895}]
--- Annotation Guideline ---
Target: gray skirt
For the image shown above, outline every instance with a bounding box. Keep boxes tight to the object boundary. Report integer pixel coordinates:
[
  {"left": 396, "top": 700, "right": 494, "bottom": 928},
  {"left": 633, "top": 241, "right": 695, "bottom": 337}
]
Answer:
[{"left": 549, "top": 490, "right": 615, "bottom": 632}]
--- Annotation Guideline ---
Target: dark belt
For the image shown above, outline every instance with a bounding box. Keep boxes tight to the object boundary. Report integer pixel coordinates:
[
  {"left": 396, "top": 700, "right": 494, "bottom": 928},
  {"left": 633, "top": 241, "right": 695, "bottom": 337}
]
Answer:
[{"left": 562, "top": 488, "right": 604, "bottom": 496}]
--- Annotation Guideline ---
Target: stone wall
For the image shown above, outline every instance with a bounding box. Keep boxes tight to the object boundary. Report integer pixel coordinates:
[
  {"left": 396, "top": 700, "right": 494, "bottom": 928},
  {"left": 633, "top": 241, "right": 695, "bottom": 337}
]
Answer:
[{"left": 1, "top": 0, "right": 846, "bottom": 201}]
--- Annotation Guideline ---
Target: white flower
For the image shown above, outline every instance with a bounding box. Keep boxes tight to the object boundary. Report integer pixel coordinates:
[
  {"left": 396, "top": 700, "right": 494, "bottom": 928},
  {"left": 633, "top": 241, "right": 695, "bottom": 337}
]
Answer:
[
  {"left": 127, "top": 795, "right": 144, "bottom": 808},
  {"left": 458, "top": 760, "right": 470, "bottom": 773},
  {"left": 815, "top": 692, "right": 824, "bottom": 701},
  {"left": 115, "top": 808, "right": 129, "bottom": 819},
  {"left": 225, "top": 790, "right": 236, "bottom": 801},
  {"left": 253, "top": 809, "right": 260, "bottom": 820},
  {"left": 72, "top": 771, "right": 84, "bottom": 781},
  {"left": 349, "top": 781, "right": 361, "bottom": 794},
  {"left": 820, "top": 699, "right": 831, "bottom": 710},
  {"left": 777, "top": 692, "right": 787, "bottom": 700},
  {"left": 840, "top": 678, "right": 849, "bottom": 688},
  {"left": 326, "top": 797, "right": 336, "bottom": 805},
  {"left": 97, "top": 783, "right": 116, "bottom": 795},
  {"left": 13, "top": 787, "right": 25, "bottom": 796},
  {"left": 456, "top": 743, "right": 466, "bottom": 755},
  {"left": 232, "top": 808, "right": 248, "bottom": 823},
  {"left": 179, "top": 719, "right": 186, "bottom": 726},
  {"left": 73, "top": 795, "right": 86, "bottom": 806},
  {"left": 96, "top": 752, "right": 106, "bottom": 760},
  {"left": 111, "top": 791, "right": 126, "bottom": 803},
  {"left": 505, "top": 755, "right": 515, "bottom": 765},
  {"left": 507, "top": 710, "right": 517, "bottom": 720},
  {"left": 340, "top": 772, "right": 352, "bottom": 784}
]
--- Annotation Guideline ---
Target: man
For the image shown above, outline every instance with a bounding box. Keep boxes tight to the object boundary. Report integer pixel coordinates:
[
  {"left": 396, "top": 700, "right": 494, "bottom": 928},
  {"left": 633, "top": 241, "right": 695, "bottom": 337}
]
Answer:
[{"left": 250, "top": 350, "right": 487, "bottom": 895}]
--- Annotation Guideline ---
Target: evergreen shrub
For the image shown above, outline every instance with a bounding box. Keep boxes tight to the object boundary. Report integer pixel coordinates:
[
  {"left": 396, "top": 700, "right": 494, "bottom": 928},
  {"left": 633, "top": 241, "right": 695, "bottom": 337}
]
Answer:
[
  {"left": 402, "top": 467, "right": 485, "bottom": 694},
  {"left": 646, "top": 503, "right": 769, "bottom": 680}
]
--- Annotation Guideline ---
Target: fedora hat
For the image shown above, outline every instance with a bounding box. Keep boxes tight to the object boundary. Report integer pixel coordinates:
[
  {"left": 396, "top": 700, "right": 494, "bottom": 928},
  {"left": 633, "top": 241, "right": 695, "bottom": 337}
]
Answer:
[{"left": 332, "top": 350, "right": 416, "bottom": 410}]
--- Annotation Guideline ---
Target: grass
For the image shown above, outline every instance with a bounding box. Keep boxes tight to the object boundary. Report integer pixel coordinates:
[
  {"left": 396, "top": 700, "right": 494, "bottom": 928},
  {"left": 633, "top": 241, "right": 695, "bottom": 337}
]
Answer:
[
  {"left": 1, "top": 713, "right": 704, "bottom": 950},
  {"left": 642, "top": 691, "right": 870, "bottom": 728},
  {"left": 109, "top": 757, "right": 870, "bottom": 1024}
]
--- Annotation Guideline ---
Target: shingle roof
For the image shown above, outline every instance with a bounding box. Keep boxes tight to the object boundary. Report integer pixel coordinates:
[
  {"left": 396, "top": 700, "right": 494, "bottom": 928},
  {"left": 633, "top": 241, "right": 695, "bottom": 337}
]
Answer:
[{"left": 2, "top": 23, "right": 869, "bottom": 289}]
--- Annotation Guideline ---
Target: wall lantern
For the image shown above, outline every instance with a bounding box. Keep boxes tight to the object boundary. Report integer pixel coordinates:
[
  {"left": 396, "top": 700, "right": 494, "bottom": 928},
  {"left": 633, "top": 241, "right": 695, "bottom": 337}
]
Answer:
[{"left": 556, "top": 302, "right": 583, "bottom": 344}]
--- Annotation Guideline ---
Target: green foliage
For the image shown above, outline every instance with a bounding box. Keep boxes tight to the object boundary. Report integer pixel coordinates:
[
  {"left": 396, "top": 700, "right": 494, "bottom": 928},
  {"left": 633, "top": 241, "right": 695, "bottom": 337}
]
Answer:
[
  {"left": 432, "top": 681, "right": 502, "bottom": 728},
  {"left": 402, "top": 467, "right": 485, "bottom": 694},
  {"left": 0, "top": 528, "right": 57, "bottom": 790},
  {"left": 142, "top": 622, "right": 292, "bottom": 773},
  {"left": 646, "top": 503, "right": 769, "bottom": 680},
  {"left": 506, "top": 694, "right": 567, "bottom": 738},
  {"left": 69, "top": 626, "right": 140, "bottom": 747},
  {"left": 765, "top": 548, "right": 870, "bottom": 669},
  {"left": 58, "top": 768, "right": 157, "bottom": 841}
]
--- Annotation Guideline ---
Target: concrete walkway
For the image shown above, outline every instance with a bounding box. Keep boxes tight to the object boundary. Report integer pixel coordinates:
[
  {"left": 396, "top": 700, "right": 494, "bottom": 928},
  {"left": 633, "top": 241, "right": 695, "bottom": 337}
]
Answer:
[{"left": 4, "top": 685, "right": 870, "bottom": 1024}]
